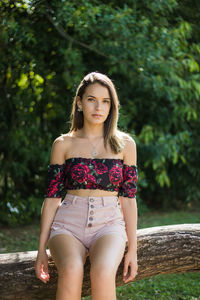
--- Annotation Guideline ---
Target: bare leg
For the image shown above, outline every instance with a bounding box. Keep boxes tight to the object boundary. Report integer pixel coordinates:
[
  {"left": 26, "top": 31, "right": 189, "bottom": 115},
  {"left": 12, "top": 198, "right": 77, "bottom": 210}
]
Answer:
[
  {"left": 89, "top": 234, "right": 126, "bottom": 300},
  {"left": 48, "top": 234, "right": 88, "bottom": 300}
]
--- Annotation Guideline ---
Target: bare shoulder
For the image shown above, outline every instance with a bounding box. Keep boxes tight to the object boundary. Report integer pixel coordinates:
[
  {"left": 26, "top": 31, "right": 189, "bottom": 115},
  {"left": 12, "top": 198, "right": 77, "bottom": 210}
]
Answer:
[
  {"left": 53, "top": 134, "right": 72, "bottom": 150},
  {"left": 55, "top": 133, "right": 73, "bottom": 144},
  {"left": 122, "top": 133, "right": 137, "bottom": 166},
  {"left": 50, "top": 134, "right": 72, "bottom": 164},
  {"left": 123, "top": 134, "right": 136, "bottom": 149}
]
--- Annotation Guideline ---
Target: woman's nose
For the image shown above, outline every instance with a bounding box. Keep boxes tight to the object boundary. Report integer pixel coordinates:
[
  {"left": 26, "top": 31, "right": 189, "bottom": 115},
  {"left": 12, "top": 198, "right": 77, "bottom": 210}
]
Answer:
[{"left": 95, "top": 101, "right": 101, "bottom": 109}]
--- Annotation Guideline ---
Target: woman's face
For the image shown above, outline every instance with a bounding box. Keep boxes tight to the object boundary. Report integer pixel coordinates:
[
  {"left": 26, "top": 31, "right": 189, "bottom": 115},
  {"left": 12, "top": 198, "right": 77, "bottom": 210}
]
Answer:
[{"left": 77, "top": 83, "right": 111, "bottom": 125}]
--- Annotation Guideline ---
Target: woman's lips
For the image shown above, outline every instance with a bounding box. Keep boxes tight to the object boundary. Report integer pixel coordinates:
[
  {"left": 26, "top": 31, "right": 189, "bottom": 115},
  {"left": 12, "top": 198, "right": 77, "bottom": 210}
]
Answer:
[{"left": 92, "top": 114, "right": 102, "bottom": 117}]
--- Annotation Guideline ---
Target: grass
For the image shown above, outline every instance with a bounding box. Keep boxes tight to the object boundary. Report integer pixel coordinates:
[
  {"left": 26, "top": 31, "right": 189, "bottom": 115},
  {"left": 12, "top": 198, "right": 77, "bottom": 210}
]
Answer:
[
  {"left": 115, "top": 272, "right": 200, "bottom": 300},
  {"left": 0, "top": 208, "right": 200, "bottom": 299},
  {"left": 137, "top": 208, "right": 200, "bottom": 229},
  {"left": 0, "top": 223, "right": 40, "bottom": 253},
  {"left": 82, "top": 272, "right": 200, "bottom": 300}
]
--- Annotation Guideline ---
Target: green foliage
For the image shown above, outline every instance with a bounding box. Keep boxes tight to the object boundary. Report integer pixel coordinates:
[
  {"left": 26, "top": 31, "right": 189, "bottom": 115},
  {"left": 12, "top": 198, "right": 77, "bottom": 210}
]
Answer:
[
  {"left": 115, "top": 272, "right": 200, "bottom": 300},
  {"left": 0, "top": 0, "right": 200, "bottom": 224}
]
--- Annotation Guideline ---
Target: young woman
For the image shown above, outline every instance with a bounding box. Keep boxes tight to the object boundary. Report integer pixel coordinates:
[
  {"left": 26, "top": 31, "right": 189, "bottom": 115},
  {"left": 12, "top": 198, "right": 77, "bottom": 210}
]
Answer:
[{"left": 35, "top": 71, "right": 138, "bottom": 300}]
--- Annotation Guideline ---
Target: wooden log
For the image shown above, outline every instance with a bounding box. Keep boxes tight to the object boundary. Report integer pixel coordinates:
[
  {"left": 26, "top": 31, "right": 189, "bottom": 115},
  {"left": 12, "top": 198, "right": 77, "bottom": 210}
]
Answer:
[{"left": 0, "top": 224, "right": 200, "bottom": 299}]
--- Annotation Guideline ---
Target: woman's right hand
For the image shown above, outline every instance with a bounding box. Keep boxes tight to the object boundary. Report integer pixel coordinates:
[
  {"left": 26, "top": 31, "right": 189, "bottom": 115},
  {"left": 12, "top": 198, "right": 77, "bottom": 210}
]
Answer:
[{"left": 35, "top": 250, "right": 50, "bottom": 284}]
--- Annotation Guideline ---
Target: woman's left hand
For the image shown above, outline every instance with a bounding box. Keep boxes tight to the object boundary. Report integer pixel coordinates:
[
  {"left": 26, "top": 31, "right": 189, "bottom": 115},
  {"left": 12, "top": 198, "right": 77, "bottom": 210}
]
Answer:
[{"left": 123, "top": 250, "right": 138, "bottom": 283}]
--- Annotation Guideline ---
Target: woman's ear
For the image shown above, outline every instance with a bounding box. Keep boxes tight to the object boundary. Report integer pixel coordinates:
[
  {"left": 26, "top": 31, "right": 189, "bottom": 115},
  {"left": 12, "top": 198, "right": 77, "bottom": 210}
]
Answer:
[{"left": 76, "top": 96, "right": 82, "bottom": 110}]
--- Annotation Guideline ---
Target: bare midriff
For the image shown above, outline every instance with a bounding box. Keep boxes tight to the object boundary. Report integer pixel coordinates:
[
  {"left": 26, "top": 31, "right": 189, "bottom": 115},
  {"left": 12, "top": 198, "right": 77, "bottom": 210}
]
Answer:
[{"left": 67, "top": 189, "right": 119, "bottom": 197}]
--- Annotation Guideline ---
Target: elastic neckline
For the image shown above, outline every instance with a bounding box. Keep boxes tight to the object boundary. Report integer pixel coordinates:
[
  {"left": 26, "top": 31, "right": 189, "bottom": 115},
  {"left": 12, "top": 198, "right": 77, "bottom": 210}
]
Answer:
[
  {"left": 48, "top": 157, "right": 137, "bottom": 168},
  {"left": 65, "top": 157, "right": 123, "bottom": 162},
  {"left": 65, "top": 157, "right": 137, "bottom": 167}
]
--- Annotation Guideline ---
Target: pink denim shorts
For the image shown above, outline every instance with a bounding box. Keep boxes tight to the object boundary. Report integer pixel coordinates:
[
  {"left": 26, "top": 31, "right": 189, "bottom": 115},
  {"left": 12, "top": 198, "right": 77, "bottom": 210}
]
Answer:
[{"left": 48, "top": 193, "right": 128, "bottom": 256}]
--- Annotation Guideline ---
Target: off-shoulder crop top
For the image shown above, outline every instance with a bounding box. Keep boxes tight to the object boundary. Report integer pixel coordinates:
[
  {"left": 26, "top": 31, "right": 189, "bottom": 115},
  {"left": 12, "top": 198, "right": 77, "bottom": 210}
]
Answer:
[{"left": 44, "top": 157, "right": 138, "bottom": 199}]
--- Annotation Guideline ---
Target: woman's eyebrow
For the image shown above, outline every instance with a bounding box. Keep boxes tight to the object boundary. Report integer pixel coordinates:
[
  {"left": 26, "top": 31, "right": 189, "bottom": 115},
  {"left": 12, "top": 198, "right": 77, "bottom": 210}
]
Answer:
[{"left": 87, "top": 94, "right": 111, "bottom": 99}]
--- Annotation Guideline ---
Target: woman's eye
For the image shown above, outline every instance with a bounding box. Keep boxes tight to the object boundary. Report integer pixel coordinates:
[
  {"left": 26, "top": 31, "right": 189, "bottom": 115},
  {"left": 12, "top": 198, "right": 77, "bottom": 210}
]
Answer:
[{"left": 88, "top": 98, "right": 110, "bottom": 103}]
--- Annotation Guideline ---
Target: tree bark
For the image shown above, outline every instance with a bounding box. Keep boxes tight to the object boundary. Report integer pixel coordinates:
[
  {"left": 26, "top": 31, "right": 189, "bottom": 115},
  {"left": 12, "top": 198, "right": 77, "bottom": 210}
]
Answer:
[{"left": 0, "top": 224, "right": 200, "bottom": 299}]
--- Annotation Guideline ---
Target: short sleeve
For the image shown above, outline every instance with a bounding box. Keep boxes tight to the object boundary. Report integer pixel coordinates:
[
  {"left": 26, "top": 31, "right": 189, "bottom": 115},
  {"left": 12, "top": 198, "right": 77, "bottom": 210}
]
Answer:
[
  {"left": 118, "top": 164, "right": 138, "bottom": 198},
  {"left": 44, "top": 163, "right": 66, "bottom": 198}
]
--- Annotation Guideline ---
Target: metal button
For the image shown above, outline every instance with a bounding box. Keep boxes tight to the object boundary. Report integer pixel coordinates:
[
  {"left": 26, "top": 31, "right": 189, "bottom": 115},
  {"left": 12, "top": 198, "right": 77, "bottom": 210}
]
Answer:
[
  {"left": 88, "top": 223, "right": 92, "bottom": 227},
  {"left": 90, "top": 198, "right": 94, "bottom": 202},
  {"left": 89, "top": 217, "right": 93, "bottom": 221},
  {"left": 90, "top": 204, "right": 94, "bottom": 208},
  {"left": 90, "top": 210, "right": 94, "bottom": 215}
]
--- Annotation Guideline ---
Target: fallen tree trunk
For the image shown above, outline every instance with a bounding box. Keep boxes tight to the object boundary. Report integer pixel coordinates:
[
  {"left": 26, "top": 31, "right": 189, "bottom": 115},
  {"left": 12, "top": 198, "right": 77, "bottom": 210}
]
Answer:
[{"left": 0, "top": 224, "right": 200, "bottom": 299}]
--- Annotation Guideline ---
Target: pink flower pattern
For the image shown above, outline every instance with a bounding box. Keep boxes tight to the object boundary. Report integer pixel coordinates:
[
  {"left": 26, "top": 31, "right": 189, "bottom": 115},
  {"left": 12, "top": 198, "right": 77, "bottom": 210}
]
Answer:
[
  {"left": 118, "top": 164, "right": 138, "bottom": 198},
  {"left": 94, "top": 162, "right": 108, "bottom": 174},
  {"left": 109, "top": 166, "right": 123, "bottom": 185},
  {"left": 44, "top": 158, "right": 138, "bottom": 199},
  {"left": 71, "top": 163, "right": 90, "bottom": 183},
  {"left": 44, "top": 163, "right": 66, "bottom": 198}
]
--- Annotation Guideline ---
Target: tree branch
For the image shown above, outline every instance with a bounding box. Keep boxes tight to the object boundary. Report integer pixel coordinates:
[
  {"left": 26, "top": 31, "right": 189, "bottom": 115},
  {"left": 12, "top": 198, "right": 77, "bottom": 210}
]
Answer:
[
  {"left": 0, "top": 224, "right": 199, "bottom": 299},
  {"left": 45, "top": 13, "right": 110, "bottom": 59}
]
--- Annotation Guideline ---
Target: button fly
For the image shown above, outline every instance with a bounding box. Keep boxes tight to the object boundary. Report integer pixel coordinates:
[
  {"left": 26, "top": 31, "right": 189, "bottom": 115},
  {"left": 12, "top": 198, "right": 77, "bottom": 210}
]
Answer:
[
  {"left": 89, "top": 217, "right": 93, "bottom": 221},
  {"left": 90, "top": 211, "right": 94, "bottom": 215}
]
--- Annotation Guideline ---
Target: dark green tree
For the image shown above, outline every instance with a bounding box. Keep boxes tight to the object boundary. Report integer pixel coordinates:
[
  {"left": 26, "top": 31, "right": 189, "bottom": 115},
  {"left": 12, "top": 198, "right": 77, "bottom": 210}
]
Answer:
[{"left": 0, "top": 0, "right": 199, "bottom": 224}]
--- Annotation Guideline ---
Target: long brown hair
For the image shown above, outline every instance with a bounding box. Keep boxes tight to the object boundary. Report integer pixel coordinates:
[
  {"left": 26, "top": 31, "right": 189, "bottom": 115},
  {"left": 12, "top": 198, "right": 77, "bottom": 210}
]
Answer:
[{"left": 69, "top": 71, "right": 130, "bottom": 154}]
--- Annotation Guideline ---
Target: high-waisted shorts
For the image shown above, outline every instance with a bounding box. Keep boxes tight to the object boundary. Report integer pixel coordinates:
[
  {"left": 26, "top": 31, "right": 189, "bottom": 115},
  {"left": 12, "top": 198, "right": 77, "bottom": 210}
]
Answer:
[{"left": 48, "top": 193, "right": 128, "bottom": 256}]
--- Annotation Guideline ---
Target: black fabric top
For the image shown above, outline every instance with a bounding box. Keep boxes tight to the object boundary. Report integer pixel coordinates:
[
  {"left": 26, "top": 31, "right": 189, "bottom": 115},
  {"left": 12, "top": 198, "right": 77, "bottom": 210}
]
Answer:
[{"left": 44, "top": 157, "right": 138, "bottom": 199}]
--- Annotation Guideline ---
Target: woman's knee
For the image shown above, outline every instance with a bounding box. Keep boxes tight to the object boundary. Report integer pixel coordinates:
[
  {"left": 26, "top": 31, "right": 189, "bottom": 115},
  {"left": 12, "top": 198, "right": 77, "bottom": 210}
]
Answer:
[
  {"left": 90, "top": 262, "right": 116, "bottom": 283},
  {"left": 58, "top": 258, "right": 84, "bottom": 279}
]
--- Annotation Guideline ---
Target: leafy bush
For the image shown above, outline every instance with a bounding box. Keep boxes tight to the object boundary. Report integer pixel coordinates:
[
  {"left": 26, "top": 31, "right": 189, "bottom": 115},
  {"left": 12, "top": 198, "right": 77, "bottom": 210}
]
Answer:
[{"left": 0, "top": 0, "right": 199, "bottom": 224}]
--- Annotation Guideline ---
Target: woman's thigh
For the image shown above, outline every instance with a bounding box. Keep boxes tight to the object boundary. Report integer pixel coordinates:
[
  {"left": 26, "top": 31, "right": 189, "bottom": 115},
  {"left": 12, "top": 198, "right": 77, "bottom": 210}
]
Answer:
[
  {"left": 89, "top": 234, "right": 126, "bottom": 274},
  {"left": 48, "top": 234, "right": 88, "bottom": 272}
]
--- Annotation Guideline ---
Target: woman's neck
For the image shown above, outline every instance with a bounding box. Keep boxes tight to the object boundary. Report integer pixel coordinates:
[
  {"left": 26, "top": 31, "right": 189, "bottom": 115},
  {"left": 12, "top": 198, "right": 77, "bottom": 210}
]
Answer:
[{"left": 76, "top": 126, "right": 104, "bottom": 139}]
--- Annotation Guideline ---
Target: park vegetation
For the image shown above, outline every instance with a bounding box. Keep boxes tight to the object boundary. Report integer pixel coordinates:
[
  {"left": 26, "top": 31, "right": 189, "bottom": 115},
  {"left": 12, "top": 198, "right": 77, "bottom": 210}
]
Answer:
[{"left": 0, "top": 0, "right": 200, "bottom": 225}]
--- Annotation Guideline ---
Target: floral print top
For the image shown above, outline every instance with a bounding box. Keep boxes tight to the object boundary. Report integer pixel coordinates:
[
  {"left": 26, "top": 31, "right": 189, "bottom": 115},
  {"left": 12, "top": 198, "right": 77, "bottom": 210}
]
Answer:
[{"left": 44, "top": 157, "right": 138, "bottom": 199}]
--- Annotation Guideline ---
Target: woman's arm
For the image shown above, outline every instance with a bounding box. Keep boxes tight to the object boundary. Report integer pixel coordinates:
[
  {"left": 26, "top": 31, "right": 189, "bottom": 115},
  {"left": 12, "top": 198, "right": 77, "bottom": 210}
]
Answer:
[
  {"left": 119, "top": 137, "right": 138, "bottom": 282},
  {"left": 37, "top": 197, "right": 61, "bottom": 252},
  {"left": 120, "top": 197, "right": 137, "bottom": 254},
  {"left": 35, "top": 198, "right": 61, "bottom": 283},
  {"left": 35, "top": 137, "right": 67, "bottom": 283}
]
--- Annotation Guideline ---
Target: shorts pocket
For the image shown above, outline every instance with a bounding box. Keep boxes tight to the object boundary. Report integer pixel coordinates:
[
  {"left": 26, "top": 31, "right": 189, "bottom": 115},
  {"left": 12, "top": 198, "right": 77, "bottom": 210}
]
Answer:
[
  {"left": 53, "top": 200, "right": 73, "bottom": 221},
  {"left": 61, "top": 200, "right": 73, "bottom": 208},
  {"left": 102, "top": 205, "right": 118, "bottom": 224}
]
